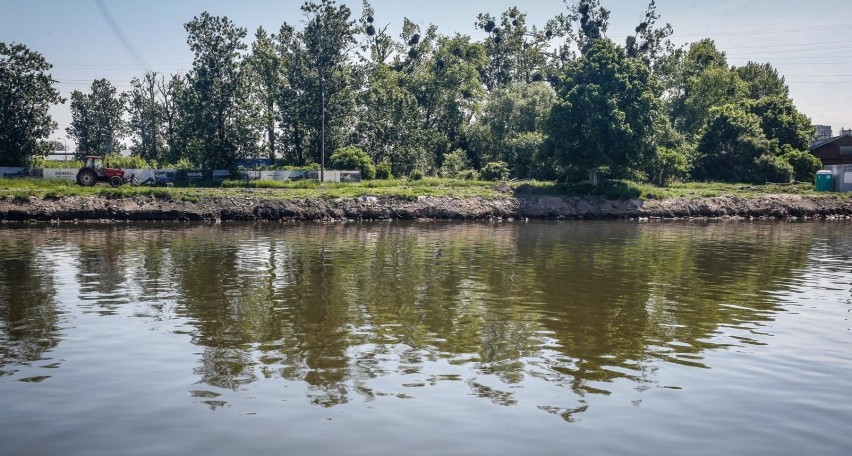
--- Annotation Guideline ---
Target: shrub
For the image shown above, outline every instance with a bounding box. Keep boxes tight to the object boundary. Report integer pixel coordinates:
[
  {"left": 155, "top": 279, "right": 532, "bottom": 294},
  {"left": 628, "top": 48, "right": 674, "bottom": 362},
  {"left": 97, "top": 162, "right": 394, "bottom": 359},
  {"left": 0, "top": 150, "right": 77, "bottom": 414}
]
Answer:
[
  {"left": 458, "top": 169, "right": 480, "bottom": 180},
  {"left": 329, "top": 146, "right": 376, "bottom": 180},
  {"left": 754, "top": 154, "right": 794, "bottom": 183},
  {"left": 104, "top": 154, "right": 155, "bottom": 170},
  {"left": 782, "top": 150, "right": 823, "bottom": 182},
  {"left": 481, "top": 161, "right": 510, "bottom": 181},
  {"left": 439, "top": 149, "right": 470, "bottom": 178},
  {"left": 29, "top": 156, "right": 82, "bottom": 169},
  {"left": 644, "top": 147, "right": 690, "bottom": 187},
  {"left": 375, "top": 160, "right": 393, "bottom": 179},
  {"left": 409, "top": 169, "right": 425, "bottom": 181},
  {"left": 163, "top": 157, "right": 195, "bottom": 170}
]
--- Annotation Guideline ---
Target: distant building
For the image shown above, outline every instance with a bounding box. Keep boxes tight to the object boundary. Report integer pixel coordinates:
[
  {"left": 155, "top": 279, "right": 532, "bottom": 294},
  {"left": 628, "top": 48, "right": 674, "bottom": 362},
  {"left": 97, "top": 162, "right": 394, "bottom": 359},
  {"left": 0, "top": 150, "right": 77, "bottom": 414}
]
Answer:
[
  {"left": 810, "top": 133, "right": 852, "bottom": 166},
  {"left": 815, "top": 125, "right": 833, "bottom": 141},
  {"left": 841, "top": 128, "right": 852, "bottom": 136}
]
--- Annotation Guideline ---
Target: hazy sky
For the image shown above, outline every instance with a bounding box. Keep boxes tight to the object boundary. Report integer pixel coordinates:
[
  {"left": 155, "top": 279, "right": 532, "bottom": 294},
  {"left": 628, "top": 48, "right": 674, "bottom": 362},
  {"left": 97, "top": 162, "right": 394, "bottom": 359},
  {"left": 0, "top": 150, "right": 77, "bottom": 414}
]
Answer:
[{"left": 2, "top": 0, "right": 851, "bottom": 147}]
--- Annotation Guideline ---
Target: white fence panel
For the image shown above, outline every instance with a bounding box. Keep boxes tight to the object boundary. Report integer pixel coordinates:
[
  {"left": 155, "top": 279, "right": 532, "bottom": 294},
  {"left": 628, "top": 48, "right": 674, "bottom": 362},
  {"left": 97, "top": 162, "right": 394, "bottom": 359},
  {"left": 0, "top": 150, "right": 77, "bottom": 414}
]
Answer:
[{"left": 43, "top": 168, "right": 79, "bottom": 181}]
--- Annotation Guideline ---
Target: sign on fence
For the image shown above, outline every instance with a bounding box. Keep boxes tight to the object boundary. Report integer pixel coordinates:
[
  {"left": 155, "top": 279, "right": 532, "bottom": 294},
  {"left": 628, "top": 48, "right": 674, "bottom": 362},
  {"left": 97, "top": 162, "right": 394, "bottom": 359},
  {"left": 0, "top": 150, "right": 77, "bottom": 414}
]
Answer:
[{"left": 43, "top": 168, "right": 78, "bottom": 180}]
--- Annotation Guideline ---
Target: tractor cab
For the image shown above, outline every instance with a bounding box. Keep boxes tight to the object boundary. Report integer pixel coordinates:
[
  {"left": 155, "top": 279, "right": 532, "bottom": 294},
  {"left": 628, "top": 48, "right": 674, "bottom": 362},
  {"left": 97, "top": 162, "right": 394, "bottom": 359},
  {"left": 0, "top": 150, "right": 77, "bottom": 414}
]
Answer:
[{"left": 84, "top": 156, "right": 105, "bottom": 175}]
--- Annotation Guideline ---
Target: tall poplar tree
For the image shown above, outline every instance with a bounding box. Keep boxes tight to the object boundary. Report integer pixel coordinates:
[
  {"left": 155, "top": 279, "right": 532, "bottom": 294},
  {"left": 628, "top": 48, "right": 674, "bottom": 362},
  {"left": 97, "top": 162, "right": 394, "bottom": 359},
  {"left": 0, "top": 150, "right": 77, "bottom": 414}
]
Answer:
[{"left": 67, "top": 78, "right": 125, "bottom": 157}]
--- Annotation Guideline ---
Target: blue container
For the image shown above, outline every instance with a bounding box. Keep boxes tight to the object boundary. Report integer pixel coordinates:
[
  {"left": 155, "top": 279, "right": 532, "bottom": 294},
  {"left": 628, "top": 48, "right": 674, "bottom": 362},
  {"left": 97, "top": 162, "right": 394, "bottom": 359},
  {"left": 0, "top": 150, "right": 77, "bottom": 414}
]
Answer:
[{"left": 816, "top": 170, "right": 833, "bottom": 192}]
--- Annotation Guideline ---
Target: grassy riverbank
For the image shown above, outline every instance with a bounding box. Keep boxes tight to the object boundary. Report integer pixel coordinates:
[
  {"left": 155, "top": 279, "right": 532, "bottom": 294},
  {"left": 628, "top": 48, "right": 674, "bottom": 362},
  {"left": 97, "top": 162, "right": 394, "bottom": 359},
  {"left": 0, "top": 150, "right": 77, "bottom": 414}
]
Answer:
[{"left": 0, "top": 177, "right": 829, "bottom": 202}]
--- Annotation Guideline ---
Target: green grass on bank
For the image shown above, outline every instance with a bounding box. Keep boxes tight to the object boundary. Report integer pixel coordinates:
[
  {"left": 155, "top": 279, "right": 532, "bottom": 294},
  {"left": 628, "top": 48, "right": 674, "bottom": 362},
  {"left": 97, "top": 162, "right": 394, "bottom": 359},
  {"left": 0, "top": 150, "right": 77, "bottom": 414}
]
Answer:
[
  {"left": 516, "top": 179, "right": 825, "bottom": 199},
  {"left": 0, "top": 176, "right": 833, "bottom": 202}
]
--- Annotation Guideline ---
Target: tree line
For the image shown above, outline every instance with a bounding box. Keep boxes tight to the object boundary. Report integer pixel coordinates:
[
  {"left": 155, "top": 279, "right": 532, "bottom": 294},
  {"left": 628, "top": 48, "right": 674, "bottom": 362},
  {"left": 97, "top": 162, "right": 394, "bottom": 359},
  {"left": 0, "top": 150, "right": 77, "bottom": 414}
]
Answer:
[{"left": 0, "top": 0, "right": 821, "bottom": 184}]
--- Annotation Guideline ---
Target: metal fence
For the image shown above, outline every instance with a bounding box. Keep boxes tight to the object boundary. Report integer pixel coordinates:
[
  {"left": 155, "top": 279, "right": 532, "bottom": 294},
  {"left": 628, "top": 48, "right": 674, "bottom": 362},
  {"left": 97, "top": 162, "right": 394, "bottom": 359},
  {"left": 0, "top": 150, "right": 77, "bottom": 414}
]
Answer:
[{"left": 0, "top": 168, "right": 361, "bottom": 183}]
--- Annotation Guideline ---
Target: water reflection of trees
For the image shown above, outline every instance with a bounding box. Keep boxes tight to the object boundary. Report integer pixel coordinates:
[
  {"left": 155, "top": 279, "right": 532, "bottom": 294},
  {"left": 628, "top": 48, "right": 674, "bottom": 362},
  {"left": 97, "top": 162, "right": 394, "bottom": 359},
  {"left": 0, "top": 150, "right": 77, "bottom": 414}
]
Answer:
[
  {"left": 0, "top": 221, "right": 822, "bottom": 419},
  {"left": 0, "top": 237, "right": 61, "bottom": 379},
  {"left": 158, "top": 222, "right": 816, "bottom": 418}
]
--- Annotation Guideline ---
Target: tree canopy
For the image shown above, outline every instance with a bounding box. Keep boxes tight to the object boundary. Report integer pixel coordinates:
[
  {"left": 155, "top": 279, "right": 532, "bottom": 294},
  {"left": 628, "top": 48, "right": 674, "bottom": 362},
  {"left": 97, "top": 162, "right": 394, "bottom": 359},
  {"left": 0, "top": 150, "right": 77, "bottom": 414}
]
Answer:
[{"left": 0, "top": 42, "right": 63, "bottom": 166}]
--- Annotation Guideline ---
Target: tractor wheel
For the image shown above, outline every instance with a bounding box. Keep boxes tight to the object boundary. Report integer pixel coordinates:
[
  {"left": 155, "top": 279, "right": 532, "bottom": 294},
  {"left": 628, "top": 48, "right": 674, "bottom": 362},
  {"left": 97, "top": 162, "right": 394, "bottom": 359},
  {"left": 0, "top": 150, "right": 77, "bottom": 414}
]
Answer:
[
  {"left": 77, "top": 169, "right": 97, "bottom": 187},
  {"left": 110, "top": 176, "right": 123, "bottom": 187}
]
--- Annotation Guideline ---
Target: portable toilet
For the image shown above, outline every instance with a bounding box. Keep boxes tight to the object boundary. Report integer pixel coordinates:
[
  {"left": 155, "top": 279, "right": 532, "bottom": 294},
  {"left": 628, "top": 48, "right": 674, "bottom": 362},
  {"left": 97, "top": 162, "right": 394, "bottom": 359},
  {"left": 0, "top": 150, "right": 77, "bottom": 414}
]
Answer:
[{"left": 816, "top": 170, "right": 833, "bottom": 192}]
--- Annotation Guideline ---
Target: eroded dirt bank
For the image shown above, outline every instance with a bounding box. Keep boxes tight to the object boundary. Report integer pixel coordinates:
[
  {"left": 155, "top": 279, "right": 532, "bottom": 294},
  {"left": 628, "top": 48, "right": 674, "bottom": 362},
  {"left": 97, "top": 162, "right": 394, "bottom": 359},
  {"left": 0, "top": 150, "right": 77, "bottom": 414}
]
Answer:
[{"left": 2, "top": 194, "right": 852, "bottom": 222}]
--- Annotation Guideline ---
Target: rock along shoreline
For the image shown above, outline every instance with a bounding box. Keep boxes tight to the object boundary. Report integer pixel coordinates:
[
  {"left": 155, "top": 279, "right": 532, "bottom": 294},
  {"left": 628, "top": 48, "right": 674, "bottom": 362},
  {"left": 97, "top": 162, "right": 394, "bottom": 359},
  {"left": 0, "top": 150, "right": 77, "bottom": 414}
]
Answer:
[{"left": 3, "top": 193, "right": 852, "bottom": 223}]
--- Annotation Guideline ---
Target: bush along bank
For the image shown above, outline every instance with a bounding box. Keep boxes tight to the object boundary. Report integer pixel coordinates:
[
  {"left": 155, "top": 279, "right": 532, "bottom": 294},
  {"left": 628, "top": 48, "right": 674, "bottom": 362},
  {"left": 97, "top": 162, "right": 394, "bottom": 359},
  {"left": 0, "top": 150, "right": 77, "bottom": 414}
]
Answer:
[{"left": 3, "top": 193, "right": 852, "bottom": 222}]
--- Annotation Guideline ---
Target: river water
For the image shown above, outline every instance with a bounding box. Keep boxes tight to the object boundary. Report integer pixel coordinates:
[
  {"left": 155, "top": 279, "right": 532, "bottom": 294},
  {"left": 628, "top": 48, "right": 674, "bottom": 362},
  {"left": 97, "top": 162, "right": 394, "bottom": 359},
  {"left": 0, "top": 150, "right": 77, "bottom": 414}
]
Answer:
[{"left": 0, "top": 221, "right": 850, "bottom": 455}]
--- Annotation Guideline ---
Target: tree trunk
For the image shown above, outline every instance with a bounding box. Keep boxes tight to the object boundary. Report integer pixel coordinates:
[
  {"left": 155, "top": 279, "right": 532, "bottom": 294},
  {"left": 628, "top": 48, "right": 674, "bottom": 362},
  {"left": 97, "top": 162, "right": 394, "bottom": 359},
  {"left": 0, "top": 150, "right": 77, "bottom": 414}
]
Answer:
[{"left": 588, "top": 168, "right": 598, "bottom": 186}]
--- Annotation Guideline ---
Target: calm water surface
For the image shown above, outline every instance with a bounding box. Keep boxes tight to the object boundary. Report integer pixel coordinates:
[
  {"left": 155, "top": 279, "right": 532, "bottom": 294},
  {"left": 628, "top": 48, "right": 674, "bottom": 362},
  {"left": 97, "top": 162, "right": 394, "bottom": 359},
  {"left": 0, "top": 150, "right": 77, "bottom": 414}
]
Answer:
[{"left": 0, "top": 221, "right": 850, "bottom": 455}]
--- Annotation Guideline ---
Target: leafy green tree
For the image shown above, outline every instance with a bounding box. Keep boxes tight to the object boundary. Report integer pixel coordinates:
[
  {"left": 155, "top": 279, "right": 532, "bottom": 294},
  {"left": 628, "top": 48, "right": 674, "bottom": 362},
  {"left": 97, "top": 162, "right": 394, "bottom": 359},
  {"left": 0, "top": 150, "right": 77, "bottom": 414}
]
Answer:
[
  {"left": 406, "top": 34, "right": 487, "bottom": 170},
  {"left": 67, "top": 78, "right": 125, "bottom": 157},
  {"left": 736, "top": 61, "right": 789, "bottom": 100},
  {"left": 276, "top": 23, "right": 313, "bottom": 166},
  {"left": 246, "top": 26, "right": 282, "bottom": 161},
  {"left": 355, "top": 64, "right": 423, "bottom": 175},
  {"left": 329, "top": 145, "right": 375, "bottom": 179},
  {"left": 475, "top": 7, "right": 554, "bottom": 89},
  {"left": 782, "top": 149, "right": 822, "bottom": 182},
  {"left": 467, "top": 82, "right": 556, "bottom": 177},
  {"left": 666, "top": 39, "right": 747, "bottom": 138},
  {"left": 157, "top": 74, "right": 188, "bottom": 165},
  {"left": 692, "top": 104, "right": 772, "bottom": 182},
  {"left": 547, "top": 39, "right": 661, "bottom": 181},
  {"left": 744, "top": 96, "right": 812, "bottom": 150},
  {"left": 126, "top": 71, "right": 166, "bottom": 162},
  {"left": 0, "top": 42, "right": 63, "bottom": 166},
  {"left": 180, "top": 12, "right": 252, "bottom": 168}
]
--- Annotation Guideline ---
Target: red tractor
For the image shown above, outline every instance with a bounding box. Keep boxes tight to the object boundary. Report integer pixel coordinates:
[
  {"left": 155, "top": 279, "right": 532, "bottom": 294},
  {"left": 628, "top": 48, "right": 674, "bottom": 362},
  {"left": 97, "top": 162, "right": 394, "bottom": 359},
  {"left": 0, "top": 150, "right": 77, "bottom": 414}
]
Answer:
[{"left": 76, "top": 156, "right": 138, "bottom": 187}]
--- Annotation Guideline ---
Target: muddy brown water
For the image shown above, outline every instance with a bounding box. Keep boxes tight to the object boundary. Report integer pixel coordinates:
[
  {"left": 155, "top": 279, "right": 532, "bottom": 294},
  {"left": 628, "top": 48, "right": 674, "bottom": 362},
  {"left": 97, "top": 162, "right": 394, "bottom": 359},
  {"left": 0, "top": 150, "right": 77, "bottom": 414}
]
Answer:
[{"left": 0, "top": 221, "right": 850, "bottom": 455}]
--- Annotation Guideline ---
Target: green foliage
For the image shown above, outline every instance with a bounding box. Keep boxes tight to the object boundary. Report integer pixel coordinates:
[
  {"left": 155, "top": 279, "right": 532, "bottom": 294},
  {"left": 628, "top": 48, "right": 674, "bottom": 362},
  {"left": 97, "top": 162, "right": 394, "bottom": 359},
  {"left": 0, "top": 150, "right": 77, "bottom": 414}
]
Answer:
[
  {"left": 736, "top": 61, "right": 789, "bottom": 100},
  {"left": 672, "top": 66, "right": 746, "bottom": 138},
  {"left": 126, "top": 72, "right": 167, "bottom": 162},
  {"left": 547, "top": 39, "right": 661, "bottom": 180},
  {"left": 329, "top": 145, "right": 376, "bottom": 179},
  {"left": 475, "top": 7, "right": 554, "bottom": 89},
  {"left": 754, "top": 154, "right": 793, "bottom": 184},
  {"left": 180, "top": 12, "right": 252, "bottom": 169},
  {"left": 481, "top": 161, "right": 510, "bottom": 181},
  {"left": 67, "top": 78, "right": 125, "bottom": 157},
  {"left": 103, "top": 154, "right": 155, "bottom": 170},
  {"left": 0, "top": 42, "right": 63, "bottom": 166},
  {"left": 783, "top": 150, "right": 823, "bottom": 182},
  {"left": 355, "top": 65, "right": 423, "bottom": 175},
  {"left": 30, "top": 157, "right": 82, "bottom": 169},
  {"left": 408, "top": 168, "right": 425, "bottom": 181},
  {"left": 164, "top": 157, "right": 195, "bottom": 170},
  {"left": 693, "top": 104, "right": 769, "bottom": 182},
  {"left": 644, "top": 146, "right": 690, "bottom": 186},
  {"left": 375, "top": 159, "right": 393, "bottom": 179},
  {"left": 439, "top": 149, "right": 471, "bottom": 178},
  {"left": 744, "top": 96, "right": 813, "bottom": 150},
  {"left": 467, "top": 83, "right": 555, "bottom": 177}
]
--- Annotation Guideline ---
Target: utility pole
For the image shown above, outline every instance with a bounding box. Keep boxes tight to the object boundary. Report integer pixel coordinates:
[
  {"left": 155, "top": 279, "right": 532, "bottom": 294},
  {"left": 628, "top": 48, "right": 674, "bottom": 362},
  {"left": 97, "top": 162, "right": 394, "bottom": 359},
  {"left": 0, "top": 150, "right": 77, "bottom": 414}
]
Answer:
[
  {"left": 320, "top": 74, "right": 325, "bottom": 183},
  {"left": 56, "top": 138, "right": 68, "bottom": 161}
]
